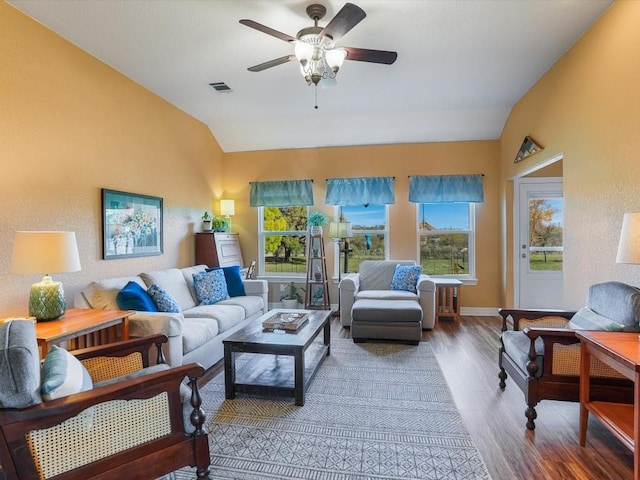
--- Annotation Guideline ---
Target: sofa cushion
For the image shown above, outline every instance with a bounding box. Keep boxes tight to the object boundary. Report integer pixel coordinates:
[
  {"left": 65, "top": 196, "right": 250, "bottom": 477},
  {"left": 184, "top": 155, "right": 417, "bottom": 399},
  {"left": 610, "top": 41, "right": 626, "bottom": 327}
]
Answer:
[
  {"left": 181, "top": 318, "right": 220, "bottom": 354},
  {"left": 359, "top": 260, "right": 416, "bottom": 291},
  {"left": 147, "top": 284, "right": 181, "bottom": 313},
  {"left": 83, "top": 276, "right": 146, "bottom": 310},
  {"left": 587, "top": 281, "right": 640, "bottom": 331},
  {"left": 141, "top": 269, "right": 196, "bottom": 311},
  {"left": 501, "top": 330, "right": 544, "bottom": 378},
  {"left": 355, "top": 290, "right": 418, "bottom": 301},
  {"left": 567, "top": 307, "right": 626, "bottom": 331},
  {"left": 41, "top": 345, "right": 93, "bottom": 401},
  {"left": 390, "top": 264, "right": 422, "bottom": 293},
  {"left": 217, "top": 295, "right": 264, "bottom": 318},
  {"left": 352, "top": 299, "right": 422, "bottom": 323},
  {"left": 116, "top": 281, "right": 158, "bottom": 312},
  {"left": 180, "top": 265, "right": 208, "bottom": 304},
  {"left": 193, "top": 269, "right": 229, "bottom": 305},
  {"left": 183, "top": 304, "right": 245, "bottom": 333},
  {"left": 0, "top": 320, "right": 42, "bottom": 408}
]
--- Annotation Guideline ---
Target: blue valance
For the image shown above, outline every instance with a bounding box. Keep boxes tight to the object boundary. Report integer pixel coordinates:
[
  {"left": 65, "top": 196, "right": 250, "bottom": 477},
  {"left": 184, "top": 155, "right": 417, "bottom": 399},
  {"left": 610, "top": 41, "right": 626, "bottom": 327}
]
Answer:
[
  {"left": 325, "top": 177, "right": 395, "bottom": 206},
  {"left": 408, "top": 175, "right": 484, "bottom": 203},
  {"left": 249, "top": 180, "right": 314, "bottom": 207}
]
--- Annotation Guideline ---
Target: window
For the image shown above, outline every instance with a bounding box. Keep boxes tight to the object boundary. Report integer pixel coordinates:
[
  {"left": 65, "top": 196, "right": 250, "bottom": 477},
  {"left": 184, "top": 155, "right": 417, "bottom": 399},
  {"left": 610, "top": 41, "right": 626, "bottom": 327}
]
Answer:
[
  {"left": 418, "top": 203, "right": 475, "bottom": 277},
  {"left": 259, "top": 206, "right": 308, "bottom": 276},
  {"left": 338, "top": 205, "right": 388, "bottom": 273}
]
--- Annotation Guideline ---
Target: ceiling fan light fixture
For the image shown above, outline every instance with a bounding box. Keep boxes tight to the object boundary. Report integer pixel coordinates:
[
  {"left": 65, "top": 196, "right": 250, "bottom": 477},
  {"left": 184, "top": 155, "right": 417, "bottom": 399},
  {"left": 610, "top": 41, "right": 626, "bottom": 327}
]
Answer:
[{"left": 325, "top": 48, "right": 346, "bottom": 71}]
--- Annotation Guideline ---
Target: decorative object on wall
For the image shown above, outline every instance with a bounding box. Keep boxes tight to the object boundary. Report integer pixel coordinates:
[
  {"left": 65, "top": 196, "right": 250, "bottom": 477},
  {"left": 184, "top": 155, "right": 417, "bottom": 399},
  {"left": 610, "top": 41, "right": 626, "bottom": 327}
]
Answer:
[
  {"left": 102, "top": 189, "right": 163, "bottom": 259},
  {"left": 220, "top": 199, "right": 235, "bottom": 232},
  {"left": 616, "top": 212, "right": 640, "bottom": 263},
  {"left": 514, "top": 136, "right": 544, "bottom": 163},
  {"left": 10, "top": 231, "right": 81, "bottom": 320},
  {"left": 329, "top": 219, "right": 353, "bottom": 277}
]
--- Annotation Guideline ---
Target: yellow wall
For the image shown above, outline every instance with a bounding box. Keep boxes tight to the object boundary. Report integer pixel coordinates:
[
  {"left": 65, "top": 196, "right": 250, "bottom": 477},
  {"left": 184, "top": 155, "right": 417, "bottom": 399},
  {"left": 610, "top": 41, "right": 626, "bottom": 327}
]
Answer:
[
  {"left": 224, "top": 142, "right": 501, "bottom": 308},
  {"left": 0, "top": 3, "right": 224, "bottom": 316},
  {"left": 499, "top": 0, "right": 640, "bottom": 307}
]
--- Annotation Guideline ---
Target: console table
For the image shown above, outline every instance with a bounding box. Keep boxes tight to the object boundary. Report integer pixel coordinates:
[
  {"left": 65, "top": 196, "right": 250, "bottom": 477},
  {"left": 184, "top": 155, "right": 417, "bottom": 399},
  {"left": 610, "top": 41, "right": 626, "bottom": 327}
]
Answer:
[
  {"left": 577, "top": 330, "right": 639, "bottom": 479},
  {"left": 35, "top": 308, "right": 134, "bottom": 356}
]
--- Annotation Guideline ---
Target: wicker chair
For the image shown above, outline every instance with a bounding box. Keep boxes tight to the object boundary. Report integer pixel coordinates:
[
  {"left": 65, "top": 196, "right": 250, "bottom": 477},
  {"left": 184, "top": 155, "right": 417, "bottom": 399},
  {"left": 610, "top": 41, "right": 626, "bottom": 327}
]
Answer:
[
  {"left": 498, "top": 281, "right": 639, "bottom": 430},
  {"left": 0, "top": 319, "right": 210, "bottom": 480}
]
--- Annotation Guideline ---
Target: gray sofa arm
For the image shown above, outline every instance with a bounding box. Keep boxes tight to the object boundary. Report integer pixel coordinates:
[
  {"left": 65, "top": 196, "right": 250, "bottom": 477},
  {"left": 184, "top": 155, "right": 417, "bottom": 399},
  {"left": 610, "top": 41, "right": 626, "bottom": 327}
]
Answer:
[
  {"left": 243, "top": 279, "right": 268, "bottom": 314},
  {"left": 128, "top": 312, "right": 185, "bottom": 367},
  {"left": 339, "top": 274, "right": 360, "bottom": 327},
  {"left": 417, "top": 276, "right": 436, "bottom": 329}
]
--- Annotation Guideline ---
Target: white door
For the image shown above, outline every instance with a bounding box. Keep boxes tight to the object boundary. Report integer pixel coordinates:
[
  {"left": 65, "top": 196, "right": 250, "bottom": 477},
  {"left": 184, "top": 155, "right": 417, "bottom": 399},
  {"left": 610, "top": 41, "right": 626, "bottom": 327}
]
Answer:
[{"left": 515, "top": 178, "right": 564, "bottom": 309}]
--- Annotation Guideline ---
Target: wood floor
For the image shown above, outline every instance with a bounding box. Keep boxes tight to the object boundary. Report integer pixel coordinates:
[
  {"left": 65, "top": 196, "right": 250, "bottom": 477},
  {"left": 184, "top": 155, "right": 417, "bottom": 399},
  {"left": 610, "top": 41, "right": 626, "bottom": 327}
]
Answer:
[{"left": 204, "top": 315, "right": 635, "bottom": 480}]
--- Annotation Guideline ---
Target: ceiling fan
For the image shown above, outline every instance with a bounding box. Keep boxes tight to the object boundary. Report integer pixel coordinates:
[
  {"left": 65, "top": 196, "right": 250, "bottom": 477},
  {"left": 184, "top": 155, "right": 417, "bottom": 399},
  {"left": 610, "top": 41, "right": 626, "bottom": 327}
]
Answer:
[{"left": 239, "top": 2, "right": 398, "bottom": 88}]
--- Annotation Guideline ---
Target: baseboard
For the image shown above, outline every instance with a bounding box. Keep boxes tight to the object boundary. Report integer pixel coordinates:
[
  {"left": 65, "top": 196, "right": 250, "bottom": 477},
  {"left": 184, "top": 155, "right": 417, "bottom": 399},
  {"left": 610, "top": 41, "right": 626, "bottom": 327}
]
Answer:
[{"left": 460, "top": 307, "right": 499, "bottom": 316}]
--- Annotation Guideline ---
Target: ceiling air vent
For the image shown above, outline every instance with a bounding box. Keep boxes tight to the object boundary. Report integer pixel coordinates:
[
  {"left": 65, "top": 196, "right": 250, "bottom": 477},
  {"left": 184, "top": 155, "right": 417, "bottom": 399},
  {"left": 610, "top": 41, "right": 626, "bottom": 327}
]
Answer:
[{"left": 208, "top": 82, "right": 233, "bottom": 93}]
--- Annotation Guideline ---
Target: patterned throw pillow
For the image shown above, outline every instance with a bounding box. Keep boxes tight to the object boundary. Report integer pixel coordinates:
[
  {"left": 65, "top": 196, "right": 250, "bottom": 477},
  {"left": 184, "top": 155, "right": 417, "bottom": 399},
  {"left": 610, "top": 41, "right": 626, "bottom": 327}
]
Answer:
[
  {"left": 147, "top": 284, "right": 181, "bottom": 313},
  {"left": 390, "top": 264, "right": 422, "bottom": 293},
  {"left": 206, "top": 265, "right": 246, "bottom": 297},
  {"left": 193, "top": 269, "right": 229, "bottom": 305},
  {"left": 41, "top": 345, "right": 93, "bottom": 401}
]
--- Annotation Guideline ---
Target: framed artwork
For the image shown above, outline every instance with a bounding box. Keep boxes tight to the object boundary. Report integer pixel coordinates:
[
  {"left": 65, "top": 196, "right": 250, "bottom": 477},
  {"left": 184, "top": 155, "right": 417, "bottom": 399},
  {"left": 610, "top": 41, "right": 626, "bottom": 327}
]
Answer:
[{"left": 102, "top": 189, "right": 163, "bottom": 259}]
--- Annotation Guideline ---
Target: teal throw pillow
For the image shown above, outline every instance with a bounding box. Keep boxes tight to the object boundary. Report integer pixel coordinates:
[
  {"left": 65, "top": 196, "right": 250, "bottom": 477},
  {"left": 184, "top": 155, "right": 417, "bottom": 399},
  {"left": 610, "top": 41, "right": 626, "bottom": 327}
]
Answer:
[
  {"left": 116, "top": 281, "right": 158, "bottom": 312},
  {"left": 147, "top": 284, "right": 181, "bottom": 313},
  {"left": 41, "top": 345, "right": 93, "bottom": 401},
  {"left": 390, "top": 264, "right": 422, "bottom": 293},
  {"left": 193, "top": 269, "right": 229, "bottom": 305},
  {"left": 206, "top": 265, "right": 246, "bottom": 297}
]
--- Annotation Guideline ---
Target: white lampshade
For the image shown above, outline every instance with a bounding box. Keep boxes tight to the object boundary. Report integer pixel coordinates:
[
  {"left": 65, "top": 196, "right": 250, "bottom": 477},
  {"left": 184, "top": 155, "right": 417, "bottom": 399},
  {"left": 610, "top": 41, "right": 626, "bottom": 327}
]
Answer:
[
  {"left": 295, "top": 41, "right": 313, "bottom": 64},
  {"left": 616, "top": 213, "right": 640, "bottom": 264},
  {"left": 328, "top": 221, "right": 353, "bottom": 239},
  {"left": 325, "top": 48, "right": 347, "bottom": 70},
  {"left": 220, "top": 199, "right": 235, "bottom": 216},
  {"left": 10, "top": 231, "right": 81, "bottom": 320}
]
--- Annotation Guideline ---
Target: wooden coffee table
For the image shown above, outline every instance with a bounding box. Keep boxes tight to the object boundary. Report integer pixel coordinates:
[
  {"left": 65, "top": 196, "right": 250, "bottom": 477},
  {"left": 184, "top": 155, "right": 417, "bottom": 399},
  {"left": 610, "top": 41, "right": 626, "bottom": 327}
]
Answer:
[{"left": 223, "top": 309, "right": 331, "bottom": 406}]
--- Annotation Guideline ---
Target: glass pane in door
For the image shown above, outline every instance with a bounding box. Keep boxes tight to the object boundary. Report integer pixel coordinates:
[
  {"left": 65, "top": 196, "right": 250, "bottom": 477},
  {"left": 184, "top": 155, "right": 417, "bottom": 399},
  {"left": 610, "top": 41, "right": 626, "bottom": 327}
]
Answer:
[{"left": 528, "top": 196, "right": 563, "bottom": 271}]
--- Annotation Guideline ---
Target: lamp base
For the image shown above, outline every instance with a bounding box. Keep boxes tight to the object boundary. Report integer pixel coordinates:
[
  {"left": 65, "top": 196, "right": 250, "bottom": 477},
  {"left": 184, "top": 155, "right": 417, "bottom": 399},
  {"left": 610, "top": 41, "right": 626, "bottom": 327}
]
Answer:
[{"left": 29, "top": 276, "right": 66, "bottom": 321}]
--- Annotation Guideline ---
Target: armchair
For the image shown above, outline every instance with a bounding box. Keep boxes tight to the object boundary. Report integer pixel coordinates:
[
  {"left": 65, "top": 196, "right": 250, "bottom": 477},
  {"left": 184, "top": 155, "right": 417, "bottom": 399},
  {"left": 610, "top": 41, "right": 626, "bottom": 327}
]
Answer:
[
  {"left": 498, "top": 281, "right": 638, "bottom": 430},
  {"left": 0, "top": 319, "right": 210, "bottom": 479}
]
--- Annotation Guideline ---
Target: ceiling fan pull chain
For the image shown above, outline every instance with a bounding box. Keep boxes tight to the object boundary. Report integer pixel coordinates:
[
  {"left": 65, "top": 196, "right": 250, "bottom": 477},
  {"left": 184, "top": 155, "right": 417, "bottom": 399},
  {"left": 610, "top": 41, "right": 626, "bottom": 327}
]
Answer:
[{"left": 314, "top": 84, "right": 318, "bottom": 110}]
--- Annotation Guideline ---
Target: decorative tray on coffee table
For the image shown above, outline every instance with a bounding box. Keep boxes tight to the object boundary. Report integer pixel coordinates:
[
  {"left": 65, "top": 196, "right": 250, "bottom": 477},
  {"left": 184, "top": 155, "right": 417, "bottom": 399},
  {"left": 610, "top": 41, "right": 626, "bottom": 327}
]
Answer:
[{"left": 262, "top": 312, "right": 309, "bottom": 332}]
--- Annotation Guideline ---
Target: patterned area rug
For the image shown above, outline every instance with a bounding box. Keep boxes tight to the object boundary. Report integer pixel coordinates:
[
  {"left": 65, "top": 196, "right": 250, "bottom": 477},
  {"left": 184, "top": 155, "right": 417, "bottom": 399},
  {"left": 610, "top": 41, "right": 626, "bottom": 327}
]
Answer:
[{"left": 175, "top": 339, "right": 490, "bottom": 479}]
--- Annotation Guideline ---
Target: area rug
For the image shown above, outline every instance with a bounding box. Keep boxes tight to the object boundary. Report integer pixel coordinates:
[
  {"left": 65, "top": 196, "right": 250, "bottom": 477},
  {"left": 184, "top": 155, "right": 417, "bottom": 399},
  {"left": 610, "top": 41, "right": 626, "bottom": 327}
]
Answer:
[{"left": 175, "top": 339, "right": 491, "bottom": 479}]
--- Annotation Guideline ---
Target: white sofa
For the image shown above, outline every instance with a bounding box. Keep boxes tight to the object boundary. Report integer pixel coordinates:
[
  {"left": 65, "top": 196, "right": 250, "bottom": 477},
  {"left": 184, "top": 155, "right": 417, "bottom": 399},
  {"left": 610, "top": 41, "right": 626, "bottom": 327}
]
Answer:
[{"left": 74, "top": 265, "right": 268, "bottom": 371}]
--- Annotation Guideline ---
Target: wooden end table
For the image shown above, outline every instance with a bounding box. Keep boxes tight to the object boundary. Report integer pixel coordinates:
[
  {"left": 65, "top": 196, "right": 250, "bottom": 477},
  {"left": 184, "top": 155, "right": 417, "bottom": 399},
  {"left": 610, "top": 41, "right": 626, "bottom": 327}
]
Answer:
[
  {"left": 434, "top": 278, "right": 462, "bottom": 322},
  {"left": 576, "top": 330, "right": 639, "bottom": 479},
  {"left": 35, "top": 308, "right": 134, "bottom": 356}
]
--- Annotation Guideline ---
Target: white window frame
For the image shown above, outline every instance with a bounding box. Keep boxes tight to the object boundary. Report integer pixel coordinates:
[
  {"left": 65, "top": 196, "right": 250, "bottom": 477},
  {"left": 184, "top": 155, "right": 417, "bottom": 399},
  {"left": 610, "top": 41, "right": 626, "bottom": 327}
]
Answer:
[
  {"left": 417, "top": 202, "right": 477, "bottom": 284},
  {"left": 258, "top": 206, "right": 309, "bottom": 281}
]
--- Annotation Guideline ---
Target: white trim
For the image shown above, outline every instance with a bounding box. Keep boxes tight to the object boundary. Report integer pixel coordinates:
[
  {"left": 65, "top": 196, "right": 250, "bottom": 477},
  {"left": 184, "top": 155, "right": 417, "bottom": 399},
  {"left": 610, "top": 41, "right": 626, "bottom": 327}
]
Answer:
[{"left": 459, "top": 307, "right": 499, "bottom": 316}]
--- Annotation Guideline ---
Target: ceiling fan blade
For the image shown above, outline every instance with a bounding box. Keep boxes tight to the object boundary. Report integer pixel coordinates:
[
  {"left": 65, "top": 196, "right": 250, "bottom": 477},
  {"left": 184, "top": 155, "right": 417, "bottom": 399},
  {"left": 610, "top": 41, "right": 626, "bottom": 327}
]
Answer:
[
  {"left": 247, "top": 55, "right": 295, "bottom": 72},
  {"left": 320, "top": 3, "right": 366, "bottom": 41},
  {"left": 343, "top": 47, "right": 398, "bottom": 65},
  {"left": 239, "top": 19, "right": 296, "bottom": 43}
]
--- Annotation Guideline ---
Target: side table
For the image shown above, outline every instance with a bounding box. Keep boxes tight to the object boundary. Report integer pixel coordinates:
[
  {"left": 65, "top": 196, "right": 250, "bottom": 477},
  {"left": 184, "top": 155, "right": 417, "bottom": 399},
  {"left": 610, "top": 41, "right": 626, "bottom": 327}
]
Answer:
[
  {"left": 35, "top": 308, "right": 134, "bottom": 356},
  {"left": 433, "top": 278, "right": 462, "bottom": 322}
]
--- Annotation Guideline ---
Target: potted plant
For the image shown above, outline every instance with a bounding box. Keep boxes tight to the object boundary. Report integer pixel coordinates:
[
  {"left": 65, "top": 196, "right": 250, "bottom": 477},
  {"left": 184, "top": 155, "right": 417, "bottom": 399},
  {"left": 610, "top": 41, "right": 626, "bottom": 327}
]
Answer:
[
  {"left": 202, "top": 211, "right": 212, "bottom": 232},
  {"left": 280, "top": 282, "right": 304, "bottom": 309},
  {"left": 307, "top": 211, "right": 329, "bottom": 235},
  {"left": 212, "top": 215, "right": 229, "bottom": 232}
]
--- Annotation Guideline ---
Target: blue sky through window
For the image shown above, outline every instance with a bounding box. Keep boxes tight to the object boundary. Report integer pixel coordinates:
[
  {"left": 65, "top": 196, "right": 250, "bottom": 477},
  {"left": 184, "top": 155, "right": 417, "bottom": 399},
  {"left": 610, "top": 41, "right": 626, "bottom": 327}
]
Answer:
[
  {"left": 419, "top": 203, "right": 469, "bottom": 230},
  {"left": 341, "top": 205, "right": 385, "bottom": 230}
]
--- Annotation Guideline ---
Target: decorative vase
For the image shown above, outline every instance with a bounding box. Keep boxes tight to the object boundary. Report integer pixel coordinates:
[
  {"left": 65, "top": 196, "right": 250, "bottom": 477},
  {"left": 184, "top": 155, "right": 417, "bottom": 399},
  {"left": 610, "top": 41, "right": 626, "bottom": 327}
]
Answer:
[
  {"left": 310, "top": 226, "right": 323, "bottom": 235},
  {"left": 282, "top": 299, "right": 298, "bottom": 309}
]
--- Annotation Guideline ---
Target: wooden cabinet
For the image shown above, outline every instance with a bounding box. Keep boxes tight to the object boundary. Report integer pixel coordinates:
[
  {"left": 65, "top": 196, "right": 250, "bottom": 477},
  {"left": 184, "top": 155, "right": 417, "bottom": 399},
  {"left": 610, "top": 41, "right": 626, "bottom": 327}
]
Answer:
[{"left": 195, "top": 232, "right": 244, "bottom": 268}]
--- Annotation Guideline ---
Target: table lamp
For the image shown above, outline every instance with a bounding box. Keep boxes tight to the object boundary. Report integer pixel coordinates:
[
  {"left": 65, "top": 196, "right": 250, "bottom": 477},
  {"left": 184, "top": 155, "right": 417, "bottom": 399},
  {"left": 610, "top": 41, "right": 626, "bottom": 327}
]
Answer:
[
  {"left": 220, "top": 199, "right": 235, "bottom": 232},
  {"left": 10, "top": 231, "right": 82, "bottom": 321},
  {"left": 616, "top": 212, "right": 640, "bottom": 264}
]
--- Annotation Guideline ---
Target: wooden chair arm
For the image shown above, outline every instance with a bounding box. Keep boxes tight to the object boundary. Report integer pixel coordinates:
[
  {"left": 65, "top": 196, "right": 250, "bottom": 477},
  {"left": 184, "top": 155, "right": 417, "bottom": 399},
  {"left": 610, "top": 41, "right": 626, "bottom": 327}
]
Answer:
[
  {"left": 499, "top": 308, "right": 576, "bottom": 332},
  {"left": 521, "top": 327, "right": 580, "bottom": 378},
  {"left": 71, "top": 334, "right": 168, "bottom": 367}
]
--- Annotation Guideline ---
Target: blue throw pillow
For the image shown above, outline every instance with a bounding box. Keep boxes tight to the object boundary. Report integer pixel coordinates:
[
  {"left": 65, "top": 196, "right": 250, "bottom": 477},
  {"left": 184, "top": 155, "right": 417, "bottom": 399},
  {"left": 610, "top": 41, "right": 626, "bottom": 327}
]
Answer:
[
  {"left": 41, "top": 345, "right": 93, "bottom": 401},
  {"left": 116, "top": 281, "right": 158, "bottom": 312},
  {"left": 390, "top": 264, "right": 422, "bottom": 293},
  {"left": 147, "top": 284, "right": 181, "bottom": 313},
  {"left": 207, "top": 266, "right": 246, "bottom": 297},
  {"left": 193, "top": 269, "right": 229, "bottom": 305}
]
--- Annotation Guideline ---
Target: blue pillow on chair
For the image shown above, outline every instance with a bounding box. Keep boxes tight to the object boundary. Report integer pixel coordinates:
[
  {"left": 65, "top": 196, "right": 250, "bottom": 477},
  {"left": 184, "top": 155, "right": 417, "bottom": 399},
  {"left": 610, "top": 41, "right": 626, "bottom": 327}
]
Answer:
[
  {"left": 390, "top": 264, "right": 422, "bottom": 293},
  {"left": 116, "top": 281, "right": 158, "bottom": 312},
  {"left": 206, "top": 266, "right": 246, "bottom": 297}
]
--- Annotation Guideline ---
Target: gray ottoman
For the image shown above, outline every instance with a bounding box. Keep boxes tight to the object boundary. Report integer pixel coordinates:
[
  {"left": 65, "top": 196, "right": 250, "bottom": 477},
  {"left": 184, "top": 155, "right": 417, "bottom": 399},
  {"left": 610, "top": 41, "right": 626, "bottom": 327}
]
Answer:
[{"left": 351, "top": 299, "right": 422, "bottom": 345}]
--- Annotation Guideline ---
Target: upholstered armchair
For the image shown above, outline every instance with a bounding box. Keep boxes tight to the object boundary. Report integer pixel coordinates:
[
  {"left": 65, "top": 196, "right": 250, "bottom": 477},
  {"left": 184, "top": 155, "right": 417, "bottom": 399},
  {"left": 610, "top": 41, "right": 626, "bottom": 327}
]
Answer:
[
  {"left": 338, "top": 260, "right": 436, "bottom": 343},
  {"left": 498, "top": 281, "right": 638, "bottom": 430},
  {"left": 0, "top": 319, "right": 210, "bottom": 479}
]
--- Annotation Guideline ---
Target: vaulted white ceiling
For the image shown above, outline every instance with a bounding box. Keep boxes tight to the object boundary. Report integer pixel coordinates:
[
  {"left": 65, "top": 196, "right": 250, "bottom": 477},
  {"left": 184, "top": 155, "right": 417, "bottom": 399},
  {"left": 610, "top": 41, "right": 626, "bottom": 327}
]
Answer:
[{"left": 9, "top": 0, "right": 612, "bottom": 153}]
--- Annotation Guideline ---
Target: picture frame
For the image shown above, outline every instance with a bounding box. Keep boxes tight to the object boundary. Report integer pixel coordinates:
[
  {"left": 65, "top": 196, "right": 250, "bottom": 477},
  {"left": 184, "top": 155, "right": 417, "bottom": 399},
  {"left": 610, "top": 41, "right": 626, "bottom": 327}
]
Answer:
[{"left": 102, "top": 189, "right": 163, "bottom": 259}]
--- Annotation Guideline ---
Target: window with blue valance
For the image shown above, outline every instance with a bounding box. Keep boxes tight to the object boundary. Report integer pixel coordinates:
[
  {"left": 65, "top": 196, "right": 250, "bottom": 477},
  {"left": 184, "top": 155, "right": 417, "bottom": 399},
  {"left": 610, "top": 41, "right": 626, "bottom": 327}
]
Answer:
[
  {"left": 249, "top": 180, "right": 314, "bottom": 207},
  {"left": 408, "top": 174, "right": 484, "bottom": 203},
  {"left": 325, "top": 176, "right": 395, "bottom": 205}
]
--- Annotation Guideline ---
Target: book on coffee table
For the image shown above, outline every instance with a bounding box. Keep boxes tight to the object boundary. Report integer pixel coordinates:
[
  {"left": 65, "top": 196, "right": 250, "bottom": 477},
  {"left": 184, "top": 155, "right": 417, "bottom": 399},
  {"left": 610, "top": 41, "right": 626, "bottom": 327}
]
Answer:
[{"left": 262, "top": 312, "right": 309, "bottom": 332}]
